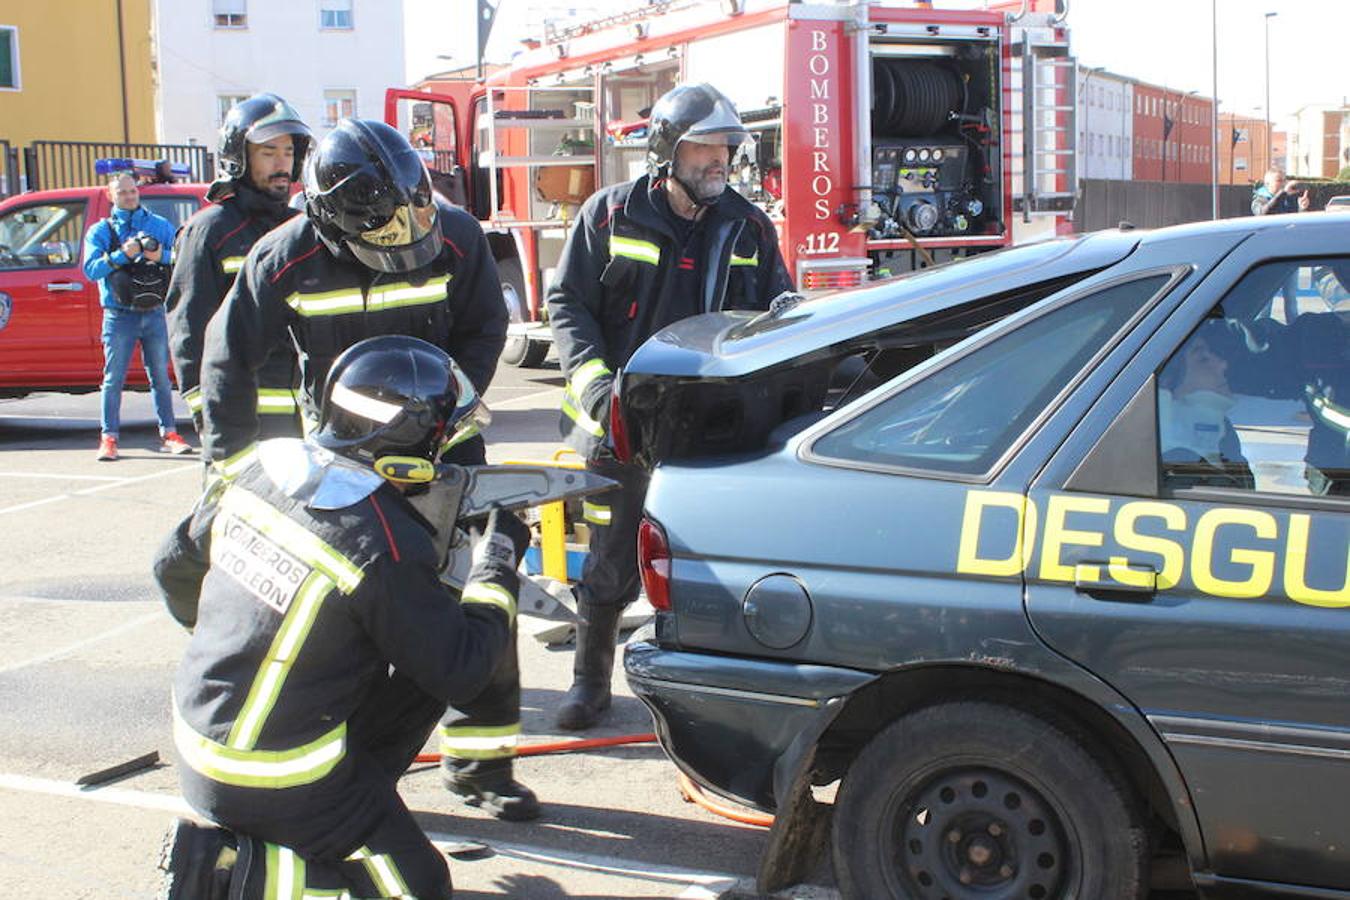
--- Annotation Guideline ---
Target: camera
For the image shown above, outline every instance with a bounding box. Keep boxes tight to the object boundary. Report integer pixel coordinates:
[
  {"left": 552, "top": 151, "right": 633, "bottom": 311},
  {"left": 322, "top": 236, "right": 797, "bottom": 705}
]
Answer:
[{"left": 135, "top": 233, "right": 160, "bottom": 253}]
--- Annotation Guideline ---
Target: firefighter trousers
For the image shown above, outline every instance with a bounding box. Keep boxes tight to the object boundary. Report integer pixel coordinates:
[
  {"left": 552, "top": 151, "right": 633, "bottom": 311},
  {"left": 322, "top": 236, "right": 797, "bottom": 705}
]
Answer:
[
  {"left": 182, "top": 669, "right": 455, "bottom": 899},
  {"left": 574, "top": 455, "right": 651, "bottom": 615}
]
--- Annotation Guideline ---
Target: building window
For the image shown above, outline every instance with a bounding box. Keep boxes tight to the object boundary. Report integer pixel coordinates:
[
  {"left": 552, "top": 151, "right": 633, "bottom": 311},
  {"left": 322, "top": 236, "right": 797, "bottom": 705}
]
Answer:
[
  {"left": 217, "top": 94, "right": 249, "bottom": 126},
  {"left": 0, "top": 25, "right": 18, "bottom": 90},
  {"left": 320, "top": 0, "right": 353, "bottom": 29},
  {"left": 214, "top": 0, "right": 247, "bottom": 28},
  {"left": 323, "top": 89, "right": 356, "bottom": 127}
]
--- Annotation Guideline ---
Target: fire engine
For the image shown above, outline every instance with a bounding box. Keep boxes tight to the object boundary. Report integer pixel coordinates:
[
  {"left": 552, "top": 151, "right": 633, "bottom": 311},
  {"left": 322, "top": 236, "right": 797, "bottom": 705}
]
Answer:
[{"left": 384, "top": 0, "right": 1076, "bottom": 367}]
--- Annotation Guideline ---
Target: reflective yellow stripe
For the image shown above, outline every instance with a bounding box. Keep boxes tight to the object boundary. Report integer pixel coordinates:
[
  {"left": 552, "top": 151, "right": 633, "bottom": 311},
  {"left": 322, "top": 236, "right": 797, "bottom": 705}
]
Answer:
[
  {"left": 567, "top": 357, "right": 612, "bottom": 399},
  {"left": 264, "top": 843, "right": 305, "bottom": 900},
  {"left": 346, "top": 846, "right": 411, "bottom": 897},
  {"left": 284, "top": 275, "right": 450, "bottom": 318},
  {"left": 221, "top": 255, "right": 246, "bottom": 274},
  {"left": 183, "top": 386, "right": 203, "bottom": 413},
  {"left": 461, "top": 580, "right": 516, "bottom": 624},
  {"left": 1310, "top": 391, "right": 1350, "bottom": 431},
  {"left": 561, "top": 358, "right": 611, "bottom": 438},
  {"left": 225, "top": 571, "right": 336, "bottom": 750},
  {"left": 439, "top": 722, "right": 520, "bottom": 759},
  {"left": 367, "top": 275, "right": 450, "bottom": 312},
  {"left": 214, "top": 443, "right": 258, "bottom": 481},
  {"left": 730, "top": 251, "right": 759, "bottom": 267},
  {"left": 256, "top": 389, "right": 298, "bottom": 414},
  {"left": 583, "top": 501, "right": 611, "bottom": 525},
  {"left": 561, "top": 394, "right": 605, "bottom": 438},
  {"left": 610, "top": 234, "right": 661, "bottom": 266},
  {"left": 218, "top": 486, "right": 365, "bottom": 592},
  {"left": 173, "top": 703, "right": 346, "bottom": 789}
]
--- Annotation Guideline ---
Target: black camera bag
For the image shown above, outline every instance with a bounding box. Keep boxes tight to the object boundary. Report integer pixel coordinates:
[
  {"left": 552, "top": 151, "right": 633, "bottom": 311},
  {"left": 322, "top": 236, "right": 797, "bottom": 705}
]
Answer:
[{"left": 103, "top": 219, "right": 170, "bottom": 310}]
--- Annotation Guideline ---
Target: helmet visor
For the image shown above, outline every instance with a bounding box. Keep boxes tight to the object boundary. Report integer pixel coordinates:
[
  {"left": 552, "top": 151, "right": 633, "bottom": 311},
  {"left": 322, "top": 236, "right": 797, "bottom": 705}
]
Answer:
[
  {"left": 345, "top": 201, "right": 440, "bottom": 273},
  {"left": 679, "top": 129, "right": 752, "bottom": 150},
  {"left": 248, "top": 119, "right": 312, "bottom": 146}
]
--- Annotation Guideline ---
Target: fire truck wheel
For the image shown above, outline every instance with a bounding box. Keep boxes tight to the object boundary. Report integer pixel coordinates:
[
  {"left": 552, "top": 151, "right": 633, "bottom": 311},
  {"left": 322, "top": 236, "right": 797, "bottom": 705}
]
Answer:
[
  {"left": 831, "top": 701, "right": 1148, "bottom": 900},
  {"left": 499, "top": 258, "right": 548, "bottom": 368}
]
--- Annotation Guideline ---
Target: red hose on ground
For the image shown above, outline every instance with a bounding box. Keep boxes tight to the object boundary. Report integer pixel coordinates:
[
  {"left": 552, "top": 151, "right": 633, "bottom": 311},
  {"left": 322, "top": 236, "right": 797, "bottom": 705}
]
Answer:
[
  {"left": 412, "top": 732, "right": 656, "bottom": 765},
  {"left": 676, "top": 771, "right": 774, "bottom": 828},
  {"left": 413, "top": 732, "right": 774, "bottom": 828}
]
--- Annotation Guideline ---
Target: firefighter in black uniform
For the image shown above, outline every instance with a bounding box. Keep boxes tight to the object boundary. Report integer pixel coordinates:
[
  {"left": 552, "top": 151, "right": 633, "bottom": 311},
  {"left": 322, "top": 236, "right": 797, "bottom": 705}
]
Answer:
[
  {"left": 167, "top": 92, "right": 312, "bottom": 437},
  {"left": 197, "top": 119, "right": 537, "bottom": 819},
  {"left": 547, "top": 83, "right": 793, "bottom": 730},
  {"left": 155, "top": 335, "right": 531, "bottom": 899}
]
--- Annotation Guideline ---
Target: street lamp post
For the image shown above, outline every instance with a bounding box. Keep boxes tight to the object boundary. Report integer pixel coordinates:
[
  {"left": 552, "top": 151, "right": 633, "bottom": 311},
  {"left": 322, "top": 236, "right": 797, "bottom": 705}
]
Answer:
[
  {"left": 1264, "top": 12, "right": 1276, "bottom": 174},
  {"left": 1211, "top": 0, "right": 1218, "bottom": 218}
]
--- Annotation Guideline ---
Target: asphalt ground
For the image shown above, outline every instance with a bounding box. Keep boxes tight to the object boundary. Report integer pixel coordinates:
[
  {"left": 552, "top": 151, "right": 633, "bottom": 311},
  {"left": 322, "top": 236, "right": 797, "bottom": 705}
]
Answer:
[{"left": 0, "top": 359, "right": 835, "bottom": 900}]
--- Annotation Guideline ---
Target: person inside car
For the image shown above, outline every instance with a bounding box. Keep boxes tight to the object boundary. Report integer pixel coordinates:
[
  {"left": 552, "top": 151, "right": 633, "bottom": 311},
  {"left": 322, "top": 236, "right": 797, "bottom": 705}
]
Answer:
[{"left": 1159, "top": 319, "right": 1255, "bottom": 489}]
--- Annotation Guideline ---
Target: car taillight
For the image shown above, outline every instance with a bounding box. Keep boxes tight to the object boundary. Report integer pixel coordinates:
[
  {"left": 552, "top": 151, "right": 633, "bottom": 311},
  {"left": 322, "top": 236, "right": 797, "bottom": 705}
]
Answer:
[
  {"left": 609, "top": 381, "right": 632, "bottom": 463},
  {"left": 637, "top": 516, "right": 671, "bottom": 612}
]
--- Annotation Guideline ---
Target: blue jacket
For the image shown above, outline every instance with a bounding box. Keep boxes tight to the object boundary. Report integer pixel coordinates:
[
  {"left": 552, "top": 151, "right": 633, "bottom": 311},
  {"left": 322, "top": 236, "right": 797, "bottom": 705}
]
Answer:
[{"left": 82, "top": 205, "right": 177, "bottom": 310}]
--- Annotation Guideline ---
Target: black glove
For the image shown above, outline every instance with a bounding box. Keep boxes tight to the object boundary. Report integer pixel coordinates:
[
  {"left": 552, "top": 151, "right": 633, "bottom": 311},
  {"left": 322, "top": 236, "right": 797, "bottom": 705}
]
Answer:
[{"left": 465, "top": 508, "right": 531, "bottom": 597}]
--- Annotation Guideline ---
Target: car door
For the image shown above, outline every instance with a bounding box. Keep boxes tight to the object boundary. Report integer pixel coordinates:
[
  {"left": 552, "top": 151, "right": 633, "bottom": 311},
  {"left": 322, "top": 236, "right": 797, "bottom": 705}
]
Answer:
[
  {"left": 1024, "top": 227, "right": 1350, "bottom": 891},
  {"left": 0, "top": 194, "right": 98, "bottom": 385}
]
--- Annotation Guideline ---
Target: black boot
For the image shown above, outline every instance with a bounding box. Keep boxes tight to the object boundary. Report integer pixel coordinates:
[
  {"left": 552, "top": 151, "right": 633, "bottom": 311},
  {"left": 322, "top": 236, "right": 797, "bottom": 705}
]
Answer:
[
  {"left": 555, "top": 604, "right": 623, "bottom": 731},
  {"left": 444, "top": 764, "right": 541, "bottom": 822},
  {"left": 157, "top": 818, "right": 237, "bottom": 900}
]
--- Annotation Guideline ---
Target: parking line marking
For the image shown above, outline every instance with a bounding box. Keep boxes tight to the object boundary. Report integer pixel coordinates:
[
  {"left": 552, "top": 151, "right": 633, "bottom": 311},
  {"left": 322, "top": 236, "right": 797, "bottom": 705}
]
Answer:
[
  {"left": 0, "top": 463, "right": 198, "bottom": 516},
  {"left": 0, "top": 472, "right": 123, "bottom": 482},
  {"left": 0, "top": 773, "right": 749, "bottom": 890},
  {"left": 0, "top": 610, "right": 164, "bottom": 675},
  {"left": 484, "top": 387, "right": 563, "bottom": 409}
]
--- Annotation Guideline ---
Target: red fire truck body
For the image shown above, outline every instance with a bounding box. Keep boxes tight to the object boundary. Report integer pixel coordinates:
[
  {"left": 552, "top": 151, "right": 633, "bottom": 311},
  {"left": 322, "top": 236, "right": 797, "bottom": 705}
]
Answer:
[{"left": 385, "top": 0, "right": 1074, "bottom": 366}]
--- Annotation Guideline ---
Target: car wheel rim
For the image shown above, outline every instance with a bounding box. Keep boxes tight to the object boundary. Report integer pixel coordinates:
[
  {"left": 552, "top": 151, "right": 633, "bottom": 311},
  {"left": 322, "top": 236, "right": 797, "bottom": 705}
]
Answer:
[{"left": 891, "top": 767, "right": 1069, "bottom": 899}]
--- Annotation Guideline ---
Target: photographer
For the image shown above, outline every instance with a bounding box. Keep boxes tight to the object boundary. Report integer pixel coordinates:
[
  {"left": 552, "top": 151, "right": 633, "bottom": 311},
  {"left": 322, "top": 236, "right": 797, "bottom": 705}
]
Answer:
[
  {"left": 1251, "top": 167, "right": 1311, "bottom": 216},
  {"left": 82, "top": 172, "right": 191, "bottom": 461}
]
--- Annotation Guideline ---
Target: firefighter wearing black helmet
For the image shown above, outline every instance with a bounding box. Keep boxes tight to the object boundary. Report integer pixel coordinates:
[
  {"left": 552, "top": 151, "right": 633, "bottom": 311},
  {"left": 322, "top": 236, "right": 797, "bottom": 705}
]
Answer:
[
  {"left": 167, "top": 93, "right": 312, "bottom": 438},
  {"left": 155, "top": 336, "right": 530, "bottom": 900},
  {"left": 546, "top": 83, "right": 793, "bottom": 730},
  {"left": 197, "top": 119, "right": 538, "bottom": 820}
]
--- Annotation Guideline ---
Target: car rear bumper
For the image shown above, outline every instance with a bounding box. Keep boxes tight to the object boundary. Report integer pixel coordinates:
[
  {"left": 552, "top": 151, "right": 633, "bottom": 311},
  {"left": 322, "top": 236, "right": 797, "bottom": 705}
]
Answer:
[{"left": 623, "top": 628, "right": 873, "bottom": 811}]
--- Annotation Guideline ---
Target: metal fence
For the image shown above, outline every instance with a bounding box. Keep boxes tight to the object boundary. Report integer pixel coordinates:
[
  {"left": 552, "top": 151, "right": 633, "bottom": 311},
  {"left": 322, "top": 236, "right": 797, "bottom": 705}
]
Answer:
[
  {"left": 22, "top": 141, "right": 213, "bottom": 191},
  {"left": 1074, "top": 179, "right": 1254, "bottom": 233}
]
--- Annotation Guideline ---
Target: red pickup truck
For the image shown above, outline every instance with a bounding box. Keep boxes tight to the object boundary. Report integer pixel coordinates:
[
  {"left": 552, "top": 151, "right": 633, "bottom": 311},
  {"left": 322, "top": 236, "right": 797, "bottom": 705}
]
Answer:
[{"left": 0, "top": 183, "right": 207, "bottom": 398}]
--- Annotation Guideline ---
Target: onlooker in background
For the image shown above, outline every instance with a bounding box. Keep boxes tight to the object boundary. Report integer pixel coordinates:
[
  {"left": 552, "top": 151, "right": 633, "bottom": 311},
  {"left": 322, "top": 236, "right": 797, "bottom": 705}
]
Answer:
[
  {"left": 168, "top": 93, "right": 312, "bottom": 440},
  {"left": 82, "top": 173, "right": 191, "bottom": 461},
  {"left": 1251, "top": 168, "right": 1310, "bottom": 216}
]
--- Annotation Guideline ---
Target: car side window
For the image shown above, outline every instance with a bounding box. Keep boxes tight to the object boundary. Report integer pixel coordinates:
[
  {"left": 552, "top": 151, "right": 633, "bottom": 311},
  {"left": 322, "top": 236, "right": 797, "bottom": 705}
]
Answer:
[
  {"left": 142, "top": 196, "right": 200, "bottom": 231},
  {"left": 811, "top": 273, "right": 1170, "bottom": 476},
  {"left": 0, "top": 202, "right": 87, "bottom": 270},
  {"left": 1158, "top": 258, "right": 1350, "bottom": 498}
]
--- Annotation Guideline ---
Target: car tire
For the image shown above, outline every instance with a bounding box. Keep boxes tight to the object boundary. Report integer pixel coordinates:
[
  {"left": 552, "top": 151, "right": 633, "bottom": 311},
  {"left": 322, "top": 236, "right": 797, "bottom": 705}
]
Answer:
[
  {"left": 831, "top": 700, "right": 1148, "bottom": 900},
  {"left": 498, "top": 258, "right": 548, "bottom": 368}
]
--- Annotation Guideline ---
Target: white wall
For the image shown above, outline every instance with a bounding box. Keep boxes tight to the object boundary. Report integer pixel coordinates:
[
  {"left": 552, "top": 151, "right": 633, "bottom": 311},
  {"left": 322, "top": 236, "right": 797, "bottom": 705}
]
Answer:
[
  {"left": 1077, "top": 69, "right": 1132, "bottom": 181},
  {"left": 154, "top": 0, "right": 407, "bottom": 148}
]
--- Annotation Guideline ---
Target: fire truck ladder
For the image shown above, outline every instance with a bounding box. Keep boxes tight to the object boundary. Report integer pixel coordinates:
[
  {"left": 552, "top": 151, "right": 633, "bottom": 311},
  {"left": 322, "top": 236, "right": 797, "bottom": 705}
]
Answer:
[{"left": 1019, "top": 35, "right": 1077, "bottom": 221}]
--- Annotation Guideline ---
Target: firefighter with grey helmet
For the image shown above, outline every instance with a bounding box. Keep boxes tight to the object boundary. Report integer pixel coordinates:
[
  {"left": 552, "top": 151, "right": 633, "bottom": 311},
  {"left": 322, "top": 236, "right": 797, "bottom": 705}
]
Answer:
[
  {"left": 196, "top": 118, "right": 538, "bottom": 819},
  {"left": 167, "top": 92, "right": 313, "bottom": 440},
  {"left": 546, "top": 82, "right": 793, "bottom": 730},
  {"left": 155, "top": 335, "right": 530, "bottom": 899}
]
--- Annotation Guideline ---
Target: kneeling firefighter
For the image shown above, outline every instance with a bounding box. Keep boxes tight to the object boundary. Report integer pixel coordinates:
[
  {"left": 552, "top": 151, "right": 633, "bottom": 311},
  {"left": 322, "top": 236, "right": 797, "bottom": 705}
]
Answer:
[{"left": 154, "top": 336, "right": 528, "bottom": 899}]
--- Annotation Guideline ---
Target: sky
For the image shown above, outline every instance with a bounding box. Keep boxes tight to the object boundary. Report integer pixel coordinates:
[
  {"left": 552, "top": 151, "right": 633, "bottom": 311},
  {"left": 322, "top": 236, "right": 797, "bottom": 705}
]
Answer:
[{"left": 403, "top": 0, "right": 1349, "bottom": 126}]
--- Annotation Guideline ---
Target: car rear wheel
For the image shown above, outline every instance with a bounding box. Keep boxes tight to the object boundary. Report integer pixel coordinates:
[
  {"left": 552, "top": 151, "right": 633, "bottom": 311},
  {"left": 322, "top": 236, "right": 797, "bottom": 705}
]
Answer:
[
  {"left": 498, "top": 258, "right": 548, "bottom": 368},
  {"left": 831, "top": 701, "right": 1147, "bottom": 900}
]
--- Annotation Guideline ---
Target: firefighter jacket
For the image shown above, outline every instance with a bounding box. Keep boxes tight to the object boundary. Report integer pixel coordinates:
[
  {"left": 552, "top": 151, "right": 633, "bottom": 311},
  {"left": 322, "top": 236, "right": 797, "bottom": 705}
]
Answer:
[
  {"left": 167, "top": 181, "right": 300, "bottom": 431},
  {"left": 545, "top": 175, "right": 792, "bottom": 457},
  {"left": 153, "top": 440, "right": 518, "bottom": 803},
  {"left": 198, "top": 198, "right": 507, "bottom": 463}
]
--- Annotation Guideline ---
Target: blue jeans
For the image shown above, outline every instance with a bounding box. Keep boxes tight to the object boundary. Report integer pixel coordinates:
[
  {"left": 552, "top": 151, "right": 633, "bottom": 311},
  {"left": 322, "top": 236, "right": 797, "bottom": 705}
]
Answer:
[{"left": 100, "top": 305, "right": 177, "bottom": 438}]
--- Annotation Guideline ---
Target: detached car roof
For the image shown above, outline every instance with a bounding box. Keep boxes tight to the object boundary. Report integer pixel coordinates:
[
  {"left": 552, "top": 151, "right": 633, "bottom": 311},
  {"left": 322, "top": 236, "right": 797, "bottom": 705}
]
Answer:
[{"left": 625, "top": 215, "right": 1330, "bottom": 380}]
